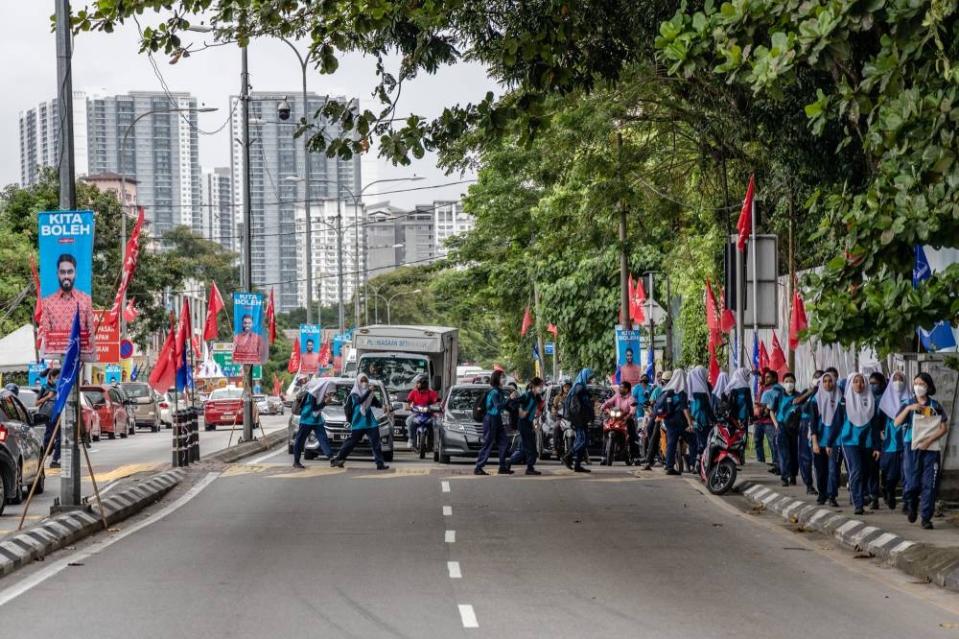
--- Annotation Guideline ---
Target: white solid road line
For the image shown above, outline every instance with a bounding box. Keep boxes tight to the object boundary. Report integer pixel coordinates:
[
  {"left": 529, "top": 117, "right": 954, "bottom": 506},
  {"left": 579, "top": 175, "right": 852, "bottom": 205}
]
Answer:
[
  {"left": 0, "top": 471, "right": 221, "bottom": 609},
  {"left": 248, "top": 445, "right": 286, "bottom": 465},
  {"left": 441, "top": 481, "right": 450, "bottom": 493},
  {"left": 443, "top": 505, "right": 452, "bottom": 516},
  {"left": 445, "top": 530, "right": 456, "bottom": 543},
  {"left": 447, "top": 561, "right": 462, "bottom": 579},
  {"left": 458, "top": 604, "right": 479, "bottom": 628}
]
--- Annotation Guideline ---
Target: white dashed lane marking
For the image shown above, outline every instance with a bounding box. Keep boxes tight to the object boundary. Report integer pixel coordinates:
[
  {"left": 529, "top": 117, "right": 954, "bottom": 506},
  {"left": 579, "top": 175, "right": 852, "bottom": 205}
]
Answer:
[
  {"left": 448, "top": 561, "right": 462, "bottom": 579},
  {"left": 458, "top": 604, "right": 478, "bottom": 628},
  {"left": 441, "top": 481, "right": 450, "bottom": 493},
  {"left": 443, "top": 505, "right": 452, "bottom": 516},
  {"left": 445, "top": 530, "right": 456, "bottom": 543}
]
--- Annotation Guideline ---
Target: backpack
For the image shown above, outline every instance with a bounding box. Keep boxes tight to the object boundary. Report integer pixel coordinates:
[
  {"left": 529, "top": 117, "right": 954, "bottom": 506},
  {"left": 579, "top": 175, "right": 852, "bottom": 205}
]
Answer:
[
  {"left": 472, "top": 389, "right": 490, "bottom": 423},
  {"left": 344, "top": 393, "right": 356, "bottom": 425},
  {"left": 564, "top": 385, "right": 585, "bottom": 422}
]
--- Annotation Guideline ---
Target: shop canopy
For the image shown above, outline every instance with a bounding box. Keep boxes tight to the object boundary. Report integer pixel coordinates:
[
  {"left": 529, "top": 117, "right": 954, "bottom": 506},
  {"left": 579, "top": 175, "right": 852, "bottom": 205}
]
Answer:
[{"left": 0, "top": 325, "right": 37, "bottom": 373}]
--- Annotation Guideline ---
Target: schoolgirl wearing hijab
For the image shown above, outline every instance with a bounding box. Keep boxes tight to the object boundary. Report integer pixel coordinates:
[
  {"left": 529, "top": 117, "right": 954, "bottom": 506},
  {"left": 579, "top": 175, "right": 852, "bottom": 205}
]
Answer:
[
  {"left": 877, "top": 371, "right": 909, "bottom": 509},
  {"left": 724, "top": 368, "right": 753, "bottom": 429},
  {"left": 839, "top": 372, "right": 878, "bottom": 515},
  {"left": 654, "top": 368, "right": 693, "bottom": 475},
  {"left": 331, "top": 374, "right": 389, "bottom": 470},
  {"left": 810, "top": 371, "right": 842, "bottom": 507},
  {"left": 687, "top": 366, "right": 715, "bottom": 472},
  {"left": 711, "top": 371, "right": 729, "bottom": 414}
]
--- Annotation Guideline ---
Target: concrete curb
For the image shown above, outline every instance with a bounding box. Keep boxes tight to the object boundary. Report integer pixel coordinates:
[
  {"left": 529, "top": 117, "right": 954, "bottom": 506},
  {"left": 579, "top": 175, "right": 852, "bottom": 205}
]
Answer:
[
  {"left": 0, "top": 469, "right": 185, "bottom": 579},
  {"left": 203, "top": 428, "right": 288, "bottom": 464},
  {"left": 740, "top": 481, "right": 959, "bottom": 592}
]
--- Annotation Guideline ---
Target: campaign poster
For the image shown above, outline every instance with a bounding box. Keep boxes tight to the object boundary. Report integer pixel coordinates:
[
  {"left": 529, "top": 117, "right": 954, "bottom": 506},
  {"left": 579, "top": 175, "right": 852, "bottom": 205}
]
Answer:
[
  {"left": 28, "top": 362, "right": 47, "bottom": 387},
  {"left": 232, "top": 292, "right": 268, "bottom": 365},
  {"left": 614, "top": 325, "right": 643, "bottom": 386},
  {"left": 93, "top": 309, "right": 120, "bottom": 363},
  {"left": 104, "top": 364, "right": 122, "bottom": 385},
  {"left": 299, "top": 324, "right": 322, "bottom": 374},
  {"left": 38, "top": 210, "right": 96, "bottom": 361}
]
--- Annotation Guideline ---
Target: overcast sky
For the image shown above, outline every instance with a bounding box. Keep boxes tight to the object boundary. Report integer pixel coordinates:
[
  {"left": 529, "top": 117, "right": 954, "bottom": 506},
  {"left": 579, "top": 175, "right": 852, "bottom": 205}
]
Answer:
[{"left": 2, "top": 3, "right": 497, "bottom": 207}]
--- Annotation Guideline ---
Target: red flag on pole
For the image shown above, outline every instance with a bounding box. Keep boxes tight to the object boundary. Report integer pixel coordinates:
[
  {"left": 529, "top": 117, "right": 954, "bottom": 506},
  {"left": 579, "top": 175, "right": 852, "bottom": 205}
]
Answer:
[
  {"left": 708, "top": 337, "right": 721, "bottom": 386},
  {"left": 770, "top": 332, "right": 788, "bottom": 376},
  {"left": 705, "top": 279, "right": 720, "bottom": 333},
  {"left": 148, "top": 315, "right": 177, "bottom": 393},
  {"left": 521, "top": 306, "right": 533, "bottom": 337},
  {"left": 547, "top": 323, "right": 558, "bottom": 338},
  {"left": 758, "top": 339, "right": 770, "bottom": 373},
  {"left": 104, "top": 208, "right": 145, "bottom": 328},
  {"left": 789, "top": 289, "right": 809, "bottom": 350},
  {"left": 288, "top": 337, "right": 301, "bottom": 374},
  {"left": 123, "top": 298, "right": 139, "bottom": 323},
  {"left": 272, "top": 373, "right": 283, "bottom": 398},
  {"left": 629, "top": 275, "right": 646, "bottom": 324},
  {"left": 736, "top": 174, "right": 755, "bottom": 252},
  {"left": 266, "top": 288, "right": 277, "bottom": 345},
  {"left": 718, "top": 286, "right": 735, "bottom": 333},
  {"left": 318, "top": 339, "right": 332, "bottom": 367},
  {"left": 203, "top": 281, "right": 225, "bottom": 341}
]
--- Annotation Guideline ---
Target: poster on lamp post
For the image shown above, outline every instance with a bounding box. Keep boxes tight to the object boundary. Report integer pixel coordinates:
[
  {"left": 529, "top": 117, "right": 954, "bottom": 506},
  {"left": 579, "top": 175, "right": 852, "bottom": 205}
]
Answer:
[
  {"left": 231, "top": 292, "right": 268, "bottom": 365},
  {"left": 299, "top": 324, "right": 322, "bottom": 374},
  {"left": 38, "top": 210, "right": 96, "bottom": 361},
  {"left": 614, "top": 325, "right": 643, "bottom": 386}
]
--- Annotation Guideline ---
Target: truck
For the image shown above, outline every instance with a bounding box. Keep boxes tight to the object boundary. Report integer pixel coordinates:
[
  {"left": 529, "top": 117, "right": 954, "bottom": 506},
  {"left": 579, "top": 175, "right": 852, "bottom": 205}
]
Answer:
[{"left": 352, "top": 325, "right": 459, "bottom": 443}]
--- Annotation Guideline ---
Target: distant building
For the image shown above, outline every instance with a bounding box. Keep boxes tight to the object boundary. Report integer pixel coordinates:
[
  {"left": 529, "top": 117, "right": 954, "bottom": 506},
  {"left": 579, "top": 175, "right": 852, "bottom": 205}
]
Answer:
[
  {"left": 432, "top": 200, "right": 474, "bottom": 257},
  {"left": 80, "top": 172, "right": 138, "bottom": 215},
  {"left": 202, "top": 167, "right": 233, "bottom": 250},
  {"left": 295, "top": 200, "right": 365, "bottom": 311}
]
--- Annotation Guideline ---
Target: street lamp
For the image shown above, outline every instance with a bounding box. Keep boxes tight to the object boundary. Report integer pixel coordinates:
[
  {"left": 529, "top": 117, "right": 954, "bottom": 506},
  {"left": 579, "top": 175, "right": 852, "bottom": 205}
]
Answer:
[
  {"left": 119, "top": 105, "right": 217, "bottom": 359},
  {"left": 387, "top": 288, "right": 422, "bottom": 325}
]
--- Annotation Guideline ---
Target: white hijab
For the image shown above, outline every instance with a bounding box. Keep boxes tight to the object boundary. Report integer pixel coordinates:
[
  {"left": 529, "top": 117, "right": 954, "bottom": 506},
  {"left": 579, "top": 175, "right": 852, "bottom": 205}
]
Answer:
[
  {"left": 305, "top": 378, "right": 334, "bottom": 403},
  {"left": 712, "top": 371, "right": 729, "bottom": 400},
  {"left": 844, "top": 372, "right": 875, "bottom": 427},
  {"left": 725, "top": 368, "right": 750, "bottom": 393},
  {"left": 815, "top": 372, "right": 841, "bottom": 426},
  {"left": 664, "top": 368, "right": 687, "bottom": 395},
  {"left": 688, "top": 366, "right": 710, "bottom": 396},
  {"left": 350, "top": 374, "right": 374, "bottom": 412},
  {"left": 878, "top": 371, "right": 909, "bottom": 420}
]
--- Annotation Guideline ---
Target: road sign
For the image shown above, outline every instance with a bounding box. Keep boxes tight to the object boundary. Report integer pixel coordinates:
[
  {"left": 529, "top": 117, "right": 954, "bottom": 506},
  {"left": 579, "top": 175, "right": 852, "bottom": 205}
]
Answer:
[
  {"left": 637, "top": 299, "right": 668, "bottom": 327},
  {"left": 726, "top": 234, "right": 779, "bottom": 328},
  {"left": 545, "top": 342, "right": 555, "bottom": 356},
  {"left": 93, "top": 309, "right": 120, "bottom": 363}
]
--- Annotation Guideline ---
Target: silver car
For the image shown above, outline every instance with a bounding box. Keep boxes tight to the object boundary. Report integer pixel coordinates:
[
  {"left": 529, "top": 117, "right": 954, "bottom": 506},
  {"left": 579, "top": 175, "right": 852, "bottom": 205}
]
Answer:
[{"left": 0, "top": 390, "right": 45, "bottom": 515}]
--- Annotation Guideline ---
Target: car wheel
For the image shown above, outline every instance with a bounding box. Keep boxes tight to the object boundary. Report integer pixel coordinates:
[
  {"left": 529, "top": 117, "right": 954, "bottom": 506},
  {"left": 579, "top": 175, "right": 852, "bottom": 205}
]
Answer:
[
  {"left": 10, "top": 463, "right": 24, "bottom": 504},
  {"left": 0, "top": 469, "right": 5, "bottom": 515},
  {"left": 34, "top": 469, "right": 45, "bottom": 495},
  {"left": 108, "top": 432, "right": 116, "bottom": 440},
  {"left": 438, "top": 438, "right": 451, "bottom": 465},
  {"left": 119, "top": 431, "right": 128, "bottom": 439}
]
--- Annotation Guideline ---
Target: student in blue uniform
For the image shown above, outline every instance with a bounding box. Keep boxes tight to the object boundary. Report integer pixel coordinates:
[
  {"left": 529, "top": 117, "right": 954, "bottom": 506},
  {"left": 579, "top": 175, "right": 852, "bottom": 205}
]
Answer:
[
  {"left": 769, "top": 372, "right": 802, "bottom": 487},
  {"left": 810, "top": 371, "right": 842, "bottom": 507},
  {"left": 654, "top": 368, "right": 693, "bottom": 476},
  {"left": 839, "top": 372, "right": 878, "bottom": 515},
  {"left": 795, "top": 370, "right": 823, "bottom": 495},
  {"left": 564, "top": 368, "right": 595, "bottom": 473},
  {"left": 724, "top": 368, "right": 753, "bottom": 430},
  {"left": 687, "top": 366, "right": 714, "bottom": 473},
  {"left": 331, "top": 374, "right": 388, "bottom": 470},
  {"left": 865, "top": 371, "right": 887, "bottom": 509},
  {"left": 755, "top": 370, "right": 782, "bottom": 473},
  {"left": 292, "top": 379, "right": 335, "bottom": 468},
  {"left": 642, "top": 372, "right": 669, "bottom": 470},
  {"left": 711, "top": 371, "right": 729, "bottom": 414},
  {"left": 895, "top": 372, "right": 949, "bottom": 529},
  {"left": 509, "top": 377, "right": 544, "bottom": 475},
  {"left": 877, "top": 370, "right": 909, "bottom": 509},
  {"left": 474, "top": 370, "right": 517, "bottom": 475}
]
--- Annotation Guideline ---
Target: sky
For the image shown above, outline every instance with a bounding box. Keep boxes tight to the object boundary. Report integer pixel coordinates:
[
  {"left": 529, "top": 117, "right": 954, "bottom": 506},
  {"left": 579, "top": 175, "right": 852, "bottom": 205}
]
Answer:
[{"left": 1, "top": 3, "right": 497, "bottom": 208}]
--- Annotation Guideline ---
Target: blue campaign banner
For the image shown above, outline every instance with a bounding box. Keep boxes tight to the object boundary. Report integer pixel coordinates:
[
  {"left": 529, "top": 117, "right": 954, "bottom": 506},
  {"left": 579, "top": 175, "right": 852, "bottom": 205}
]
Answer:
[
  {"left": 545, "top": 342, "right": 555, "bottom": 356},
  {"left": 299, "top": 324, "right": 322, "bottom": 374},
  {"left": 104, "top": 364, "right": 122, "bottom": 385},
  {"left": 28, "top": 362, "right": 47, "bottom": 387},
  {"left": 38, "top": 210, "right": 96, "bottom": 361},
  {"left": 614, "top": 325, "right": 644, "bottom": 385},
  {"left": 232, "top": 292, "right": 268, "bottom": 365}
]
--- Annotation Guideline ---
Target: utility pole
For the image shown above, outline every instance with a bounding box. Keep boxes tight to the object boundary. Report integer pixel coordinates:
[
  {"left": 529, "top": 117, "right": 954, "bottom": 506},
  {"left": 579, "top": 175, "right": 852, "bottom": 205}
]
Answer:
[
  {"left": 617, "top": 131, "right": 631, "bottom": 331},
  {"left": 55, "top": 0, "right": 82, "bottom": 510},
  {"left": 301, "top": 69, "right": 314, "bottom": 325},
  {"left": 664, "top": 275, "right": 674, "bottom": 369},
  {"left": 787, "top": 187, "right": 796, "bottom": 372},
  {"left": 240, "top": 42, "right": 254, "bottom": 443},
  {"left": 647, "top": 272, "right": 655, "bottom": 377}
]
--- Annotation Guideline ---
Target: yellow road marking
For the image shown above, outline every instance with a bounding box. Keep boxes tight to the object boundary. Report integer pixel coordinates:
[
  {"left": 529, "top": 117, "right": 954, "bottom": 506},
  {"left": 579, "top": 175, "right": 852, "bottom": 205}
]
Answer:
[
  {"left": 354, "top": 468, "right": 432, "bottom": 479},
  {"left": 269, "top": 467, "right": 346, "bottom": 479},
  {"left": 222, "top": 464, "right": 272, "bottom": 477}
]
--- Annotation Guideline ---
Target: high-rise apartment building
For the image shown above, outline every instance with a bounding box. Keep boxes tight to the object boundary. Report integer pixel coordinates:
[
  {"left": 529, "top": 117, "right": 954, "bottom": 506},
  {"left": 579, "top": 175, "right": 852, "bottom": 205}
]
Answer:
[
  {"left": 295, "top": 200, "right": 364, "bottom": 313},
  {"left": 202, "top": 167, "right": 233, "bottom": 250},
  {"left": 230, "top": 92, "right": 361, "bottom": 312},
  {"left": 432, "top": 200, "right": 474, "bottom": 257},
  {"left": 364, "top": 199, "right": 473, "bottom": 276}
]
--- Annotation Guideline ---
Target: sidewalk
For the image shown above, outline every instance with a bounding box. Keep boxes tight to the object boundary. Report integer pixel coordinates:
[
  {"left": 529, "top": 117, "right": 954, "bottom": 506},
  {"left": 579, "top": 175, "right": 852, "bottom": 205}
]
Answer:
[{"left": 734, "top": 461, "right": 959, "bottom": 591}]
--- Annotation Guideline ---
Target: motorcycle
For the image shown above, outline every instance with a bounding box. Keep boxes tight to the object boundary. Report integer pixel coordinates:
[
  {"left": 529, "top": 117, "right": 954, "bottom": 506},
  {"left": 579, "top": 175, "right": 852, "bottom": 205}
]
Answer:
[
  {"left": 699, "top": 420, "right": 746, "bottom": 495},
  {"left": 602, "top": 408, "right": 633, "bottom": 466},
  {"left": 411, "top": 404, "right": 438, "bottom": 459}
]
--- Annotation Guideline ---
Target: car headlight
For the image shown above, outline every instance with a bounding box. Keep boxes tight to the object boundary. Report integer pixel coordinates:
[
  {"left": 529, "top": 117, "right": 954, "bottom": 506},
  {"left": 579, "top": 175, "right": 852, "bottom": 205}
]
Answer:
[{"left": 447, "top": 422, "right": 466, "bottom": 433}]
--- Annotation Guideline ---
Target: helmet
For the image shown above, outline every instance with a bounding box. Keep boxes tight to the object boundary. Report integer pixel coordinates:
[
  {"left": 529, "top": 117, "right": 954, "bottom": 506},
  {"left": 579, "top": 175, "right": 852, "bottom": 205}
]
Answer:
[{"left": 4, "top": 383, "right": 19, "bottom": 396}]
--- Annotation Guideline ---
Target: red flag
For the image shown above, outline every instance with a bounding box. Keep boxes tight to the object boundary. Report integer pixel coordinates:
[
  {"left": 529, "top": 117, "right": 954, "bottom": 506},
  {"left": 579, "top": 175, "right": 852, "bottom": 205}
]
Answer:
[
  {"left": 708, "top": 338, "right": 721, "bottom": 386},
  {"left": 770, "top": 332, "right": 788, "bottom": 376},
  {"left": 789, "top": 289, "right": 809, "bottom": 350},
  {"left": 718, "top": 286, "right": 736, "bottom": 333},
  {"left": 287, "top": 337, "right": 301, "bottom": 373},
  {"left": 123, "top": 298, "right": 139, "bottom": 323},
  {"left": 318, "top": 339, "right": 332, "bottom": 367},
  {"left": 272, "top": 373, "right": 283, "bottom": 397},
  {"left": 103, "top": 208, "right": 146, "bottom": 329},
  {"left": 759, "top": 339, "right": 770, "bottom": 373},
  {"left": 175, "top": 299, "right": 193, "bottom": 389},
  {"left": 203, "top": 281, "right": 225, "bottom": 341},
  {"left": 736, "top": 174, "right": 755, "bottom": 252},
  {"left": 704, "top": 279, "right": 720, "bottom": 333},
  {"left": 521, "top": 306, "right": 533, "bottom": 337},
  {"left": 266, "top": 288, "right": 277, "bottom": 345},
  {"left": 29, "top": 255, "right": 43, "bottom": 325},
  {"left": 148, "top": 315, "right": 177, "bottom": 393},
  {"left": 547, "top": 323, "right": 558, "bottom": 337},
  {"left": 191, "top": 334, "right": 202, "bottom": 358},
  {"left": 628, "top": 275, "right": 646, "bottom": 324}
]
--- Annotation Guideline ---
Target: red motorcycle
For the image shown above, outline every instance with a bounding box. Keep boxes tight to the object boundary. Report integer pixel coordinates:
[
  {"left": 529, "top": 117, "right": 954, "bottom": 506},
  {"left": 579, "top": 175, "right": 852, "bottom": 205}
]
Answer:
[
  {"left": 601, "top": 408, "right": 634, "bottom": 466},
  {"left": 699, "top": 420, "right": 746, "bottom": 495}
]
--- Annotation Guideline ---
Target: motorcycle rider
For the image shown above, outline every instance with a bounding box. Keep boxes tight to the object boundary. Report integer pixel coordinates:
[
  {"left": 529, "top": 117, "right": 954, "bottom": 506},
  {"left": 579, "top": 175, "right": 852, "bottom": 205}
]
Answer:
[
  {"left": 563, "top": 368, "right": 595, "bottom": 473},
  {"left": 405, "top": 374, "right": 439, "bottom": 451},
  {"left": 509, "top": 377, "right": 545, "bottom": 475},
  {"left": 601, "top": 381, "right": 637, "bottom": 462},
  {"left": 642, "top": 370, "right": 670, "bottom": 470}
]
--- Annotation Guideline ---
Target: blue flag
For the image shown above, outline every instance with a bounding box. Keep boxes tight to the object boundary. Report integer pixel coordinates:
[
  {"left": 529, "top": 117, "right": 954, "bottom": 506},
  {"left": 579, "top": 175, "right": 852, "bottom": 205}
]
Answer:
[
  {"left": 645, "top": 341, "right": 655, "bottom": 382},
  {"left": 913, "top": 246, "right": 957, "bottom": 351},
  {"left": 751, "top": 332, "right": 760, "bottom": 395},
  {"left": 49, "top": 309, "right": 81, "bottom": 427}
]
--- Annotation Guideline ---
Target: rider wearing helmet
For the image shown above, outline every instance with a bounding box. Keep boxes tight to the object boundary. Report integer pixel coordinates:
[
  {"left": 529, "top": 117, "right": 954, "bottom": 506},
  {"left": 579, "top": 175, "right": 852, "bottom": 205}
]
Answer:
[
  {"left": 4, "top": 383, "right": 19, "bottom": 396},
  {"left": 405, "top": 374, "right": 439, "bottom": 450}
]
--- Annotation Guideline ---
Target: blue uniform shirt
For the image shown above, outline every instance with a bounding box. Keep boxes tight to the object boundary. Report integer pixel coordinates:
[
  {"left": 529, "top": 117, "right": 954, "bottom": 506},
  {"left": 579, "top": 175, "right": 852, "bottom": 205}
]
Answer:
[
  {"left": 838, "top": 413, "right": 874, "bottom": 448},
  {"left": 880, "top": 417, "right": 904, "bottom": 453},
  {"left": 900, "top": 396, "right": 947, "bottom": 444},
  {"left": 810, "top": 395, "right": 843, "bottom": 448},
  {"left": 299, "top": 393, "right": 326, "bottom": 427},
  {"left": 728, "top": 387, "right": 752, "bottom": 423},
  {"left": 656, "top": 390, "right": 688, "bottom": 429},
  {"left": 690, "top": 392, "right": 713, "bottom": 431},
  {"left": 769, "top": 390, "right": 801, "bottom": 427},
  {"left": 632, "top": 384, "right": 652, "bottom": 409},
  {"left": 485, "top": 387, "right": 510, "bottom": 417}
]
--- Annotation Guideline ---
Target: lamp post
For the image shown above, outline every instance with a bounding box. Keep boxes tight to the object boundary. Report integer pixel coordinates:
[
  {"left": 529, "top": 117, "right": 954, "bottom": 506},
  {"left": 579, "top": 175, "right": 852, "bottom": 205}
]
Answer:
[{"left": 387, "top": 289, "right": 422, "bottom": 325}]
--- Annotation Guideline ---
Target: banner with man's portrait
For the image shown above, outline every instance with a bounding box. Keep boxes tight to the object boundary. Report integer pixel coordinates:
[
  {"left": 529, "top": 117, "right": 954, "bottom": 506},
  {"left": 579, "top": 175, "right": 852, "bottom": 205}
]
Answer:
[
  {"left": 299, "top": 324, "right": 322, "bottom": 374},
  {"left": 232, "top": 292, "right": 268, "bottom": 365},
  {"left": 38, "top": 210, "right": 96, "bottom": 361}
]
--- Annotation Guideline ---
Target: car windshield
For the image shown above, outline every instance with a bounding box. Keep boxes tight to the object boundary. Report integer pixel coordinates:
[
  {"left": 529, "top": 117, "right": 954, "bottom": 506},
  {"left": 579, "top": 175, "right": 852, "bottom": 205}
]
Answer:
[
  {"left": 122, "top": 384, "right": 151, "bottom": 399},
  {"left": 359, "top": 357, "right": 428, "bottom": 392},
  {"left": 210, "top": 388, "right": 243, "bottom": 400},
  {"left": 446, "top": 388, "right": 486, "bottom": 419},
  {"left": 84, "top": 390, "right": 105, "bottom": 405}
]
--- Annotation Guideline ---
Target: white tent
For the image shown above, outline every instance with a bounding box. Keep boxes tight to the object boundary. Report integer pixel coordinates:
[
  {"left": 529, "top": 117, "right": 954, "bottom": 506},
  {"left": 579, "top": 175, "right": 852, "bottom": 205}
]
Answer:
[
  {"left": 195, "top": 359, "right": 225, "bottom": 379},
  {"left": 0, "top": 325, "right": 37, "bottom": 373}
]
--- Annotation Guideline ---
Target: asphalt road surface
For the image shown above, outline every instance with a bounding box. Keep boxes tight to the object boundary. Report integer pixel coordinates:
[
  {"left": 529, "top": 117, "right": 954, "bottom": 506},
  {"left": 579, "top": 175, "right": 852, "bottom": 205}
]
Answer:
[
  {"left": 1, "top": 449, "right": 957, "bottom": 638},
  {"left": 0, "top": 414, "right": 289, "bottom": 534}
]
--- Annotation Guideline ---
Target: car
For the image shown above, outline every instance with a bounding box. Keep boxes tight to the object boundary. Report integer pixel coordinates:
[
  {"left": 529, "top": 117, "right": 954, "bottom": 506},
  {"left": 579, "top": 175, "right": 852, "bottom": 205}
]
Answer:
[
  {"left": 120, "top": 382, "right": 160, "bottom": 432},
  {"left": 17, "top": 388, "right": 40, "bottom": 419},
  {"left": 286, "top": 378, "right": 394, "bottom": 462},
  {"left": 0, "top": 390, "right": 45, "bottom": 514},
  {"left": 204, "top": 387, "right": 259, "bottom": 431},
  {"left": 433, "top": 384, "right": 519, "bottom": 463},
  {"left": 539, "top": 383, "right": 611, "bottom": 460},
  {"left": 80, "top": 392, "right": 101, "bottom": 442},
  {"left": 110, "top": 386, "right": 137, "bottom": 437},
  {"left": 81, "top": 385, "right": 129, "bottom": 439},
  {"left": 158, "top": 390, "right": 193, "bottom": 428},
  {"left": 255, "top": 394, "right": 284, "bottom": 416}
]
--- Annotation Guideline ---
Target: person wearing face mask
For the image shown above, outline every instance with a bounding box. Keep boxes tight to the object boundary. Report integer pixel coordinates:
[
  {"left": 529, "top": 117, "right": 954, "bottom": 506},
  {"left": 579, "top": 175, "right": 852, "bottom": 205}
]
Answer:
[
  {"left": 794, "top": 370, "right": 824, "bottom": 495},
  {"left": 839, "top": 372, "right": 878, "bottom": 515},
  {"left": 756, "top": 369, "right": 783, "bottom": 475},
  {"left": 770, "top": 372, "right": 802, "bottom": 488},
  {"left": 809, "top": 372, "right": 842, "bottom": 507},
  {"left": 895, "top": 372, "right": 949, "bottom": 529},
  {"left": 687, "top": 366, "right": 714, "bottom": 474},
  {"left": 509, "top": 377, "right": 545, "bottom": 475},
  {"left": 602, "top": 380, "right": 638, "bottom": 463},
  {"left": 653, "top": 369, "right": 693, "bottom": 476},
  {"left": 405, "top": 374, "right": 440, "bottom": 452},
  {"left": 563, "top": 368, "right": 596, "bottom": 473},
  {"left": 331, "top": 374, "right": 388, "bottom": 470},
  {"left": 877, "top": 371, "right": 909, "bottom": 509},
  {"left": 865, "top": 372, "right": 887, "bottom": 509}
]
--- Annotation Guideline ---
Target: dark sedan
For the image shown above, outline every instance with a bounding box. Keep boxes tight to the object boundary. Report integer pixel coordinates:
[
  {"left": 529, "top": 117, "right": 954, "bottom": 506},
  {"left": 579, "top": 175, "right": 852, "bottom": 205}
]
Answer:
[
  {"left": 0, "top": 390, "right": 45, "bottom": 514},
  {"left": 434, "top": 384, "right": 518, "bottom": 464}
]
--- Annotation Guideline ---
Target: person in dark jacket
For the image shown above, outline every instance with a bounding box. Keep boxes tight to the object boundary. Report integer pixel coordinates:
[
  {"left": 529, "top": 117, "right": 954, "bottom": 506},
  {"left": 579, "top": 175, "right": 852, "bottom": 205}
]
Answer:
[
  {"left": 474, "top": 370, "right": 517, "bottom": 475},
  {"left": 563, "top": 368, "right": 595, "bottom": 473},
  {"left": 292, "top": 379, "right": 335, "bottom": 468},
  {"left": 509, "top": 377, "right": 544, "bottom": 475},
  {"left": 331, "top": 374, "right": 388, "bottom": 470}
]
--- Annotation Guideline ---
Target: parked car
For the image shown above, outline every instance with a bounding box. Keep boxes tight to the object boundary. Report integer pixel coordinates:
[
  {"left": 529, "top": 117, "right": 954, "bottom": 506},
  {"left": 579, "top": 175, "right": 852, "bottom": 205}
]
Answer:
[
  {"left": 17, "top": 388, "right": 40, "bottom": 419},
  {"left": 111, "top": 386, "right": 137, "bottom": 436},
  {"left": 81, "top": 385, "right": 128, "bottom": 439},
  {"left": 286, "top": 378, "right": 394, "bottom": 462},
  {"left": 0, "top": 390, "right": 45, "bottom": 514},
  {"left": 539, "top": 383, "right": 611, "bottom": 460},
  {"left": 158, "top": 390, "right": 192, "bottom": 428},
  {"left": 120, "top": 382, "right": 160, "bottom": 432},
  {"left": 80, "top": 392, "right": 101, "bottom": 442},
  {"left": 204, "top": 387, "right": 258, "bottom": 431},
  {"left": 255, "top": 394, "right": 284, "bottom": 416}
]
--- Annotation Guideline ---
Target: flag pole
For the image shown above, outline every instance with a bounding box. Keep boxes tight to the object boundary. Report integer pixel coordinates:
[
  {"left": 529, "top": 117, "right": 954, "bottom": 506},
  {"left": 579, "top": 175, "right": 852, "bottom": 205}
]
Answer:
[{"left": 751, "top": 188, "right": 759, "bottom": 368}]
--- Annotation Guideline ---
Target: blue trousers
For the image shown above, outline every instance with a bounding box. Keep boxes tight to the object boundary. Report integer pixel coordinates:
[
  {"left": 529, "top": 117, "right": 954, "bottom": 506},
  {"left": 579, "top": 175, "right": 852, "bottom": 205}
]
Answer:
[
  {"left": 880, "top": 451, "right": 902, "bottom": 497},
  {"left": 293, "top": 421, "right": 332, "bottom": 463},
  {"left": 476, "top": 415, "right": 509, "bottom": 471},
  {"left": 903, "top": 448, "right": 940, "bottom": 522},
  {"left": 777, "top": 424, "right": 799, "bottom": 482},
  {"left": 510, "top": 421, "right": 538, "bottom": 470},
  {"left": 570, "top": 424, "right": 589, "bottom": 466},
  {"left": 798, "top": 423, "right": 814, "bottom": 488},
  {"left": 843, "top": 445, "right": 868, "bottom": 510},
  {"left": 754, "top": 422, "right": 778, "bottom": 464},
  {"left": 813, "top": 449, "right": 841, "bottom": 500},
  {"left": 334, "top": 426, "right": 384, "bottom": 466},
  {"left": 664, "top": 422, "right": 689, "bottom": 470},
  {"left": 43, "top": 420, "right": 61, "bottom": 463},
  {"left": 692, "top": 428, "right": 709, "bottom": 470}
]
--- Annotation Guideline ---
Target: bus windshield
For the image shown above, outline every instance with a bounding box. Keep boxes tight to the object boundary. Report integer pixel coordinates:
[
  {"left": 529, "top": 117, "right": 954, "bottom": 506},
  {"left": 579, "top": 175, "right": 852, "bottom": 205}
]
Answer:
[{"left": 359, "top": 356, "right": 428, "bottom": 393}]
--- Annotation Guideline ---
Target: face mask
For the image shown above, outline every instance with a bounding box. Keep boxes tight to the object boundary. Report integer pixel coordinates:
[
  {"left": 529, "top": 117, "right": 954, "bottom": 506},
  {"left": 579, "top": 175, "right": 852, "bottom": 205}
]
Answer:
[
  {"left": 359, "top": 382, "right": 368, "bottom": 390},
  {"left": 914, "top": 384, "right": 928, "bottom": 398},
  {"left": 892, "top": 380, "right": 905, "bottom": 393},
  {"left": 783, "top": 382, "right": 795, "bottom": 393},
  {"left": 869, "top": 383, "right": 881, "bottom": 396}
]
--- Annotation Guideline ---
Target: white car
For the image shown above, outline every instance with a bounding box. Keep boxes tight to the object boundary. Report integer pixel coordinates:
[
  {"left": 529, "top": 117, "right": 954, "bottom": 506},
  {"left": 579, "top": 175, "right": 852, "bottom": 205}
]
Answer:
[{"left": 158, "top": 390, "right": 191, "bottom": 428}]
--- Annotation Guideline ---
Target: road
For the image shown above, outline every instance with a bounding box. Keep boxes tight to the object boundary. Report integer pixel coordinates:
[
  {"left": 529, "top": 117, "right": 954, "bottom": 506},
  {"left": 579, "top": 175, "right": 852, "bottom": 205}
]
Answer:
[
  {"left": 0, "top": 449, "right": 957, "bottom": 637},
  {"left": 0, "top": 413, "right": 289, "bottom": 535}
]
